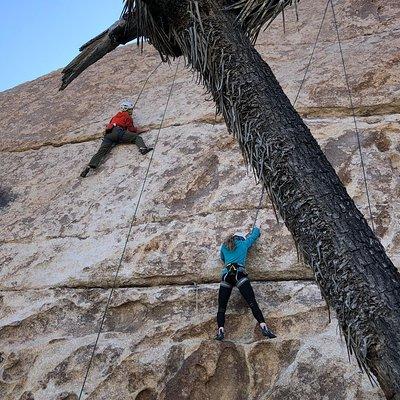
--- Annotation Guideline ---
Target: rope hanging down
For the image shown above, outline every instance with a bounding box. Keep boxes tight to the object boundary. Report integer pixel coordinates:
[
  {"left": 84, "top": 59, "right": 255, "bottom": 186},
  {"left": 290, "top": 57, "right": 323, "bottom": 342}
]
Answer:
[
  {"left": 292, "top": 0, "right": 375, "bottom": 232},
  {"left": 78, "top": 60, "right": 180, "bottom": 400},
  {"left": 253, "top": 0, "right": 330, "bottom": 228},
  {"left": 255, "top": 0, "right": 376, "bottom": 235},
  {"left": 252, "top": 186, "right": 265, "bottom": 228},
  {"left": 329, "top": 0, "right": 375, "bottom": 233},
  {"left": 293, "top": 0, "right": 330, "bottom": 108},
  {"left": 134, "top": 61, "right": 163, "bottom": 108}
]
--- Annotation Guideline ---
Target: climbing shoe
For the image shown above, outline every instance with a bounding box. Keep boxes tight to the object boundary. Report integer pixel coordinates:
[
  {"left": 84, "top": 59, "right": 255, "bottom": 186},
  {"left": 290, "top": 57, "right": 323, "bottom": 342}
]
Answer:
[
  {"left": 139, "top": 147, "right": 154, "bottom": 155},
  {"left": 80, "top": 166, "right": 91, "bottom": 178},
  {"left": 215, "top": 328, "right": 224, "bottom": 341},
  {"left": 261, "top": 326, "right": 277, "bottom": 339}
]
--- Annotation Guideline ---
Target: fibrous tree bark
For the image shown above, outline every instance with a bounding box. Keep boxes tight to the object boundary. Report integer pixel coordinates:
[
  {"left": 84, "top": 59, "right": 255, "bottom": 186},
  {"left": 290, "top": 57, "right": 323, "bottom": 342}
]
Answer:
[{"left": 60, "top": 1, "right": 400, "bottom": 398}]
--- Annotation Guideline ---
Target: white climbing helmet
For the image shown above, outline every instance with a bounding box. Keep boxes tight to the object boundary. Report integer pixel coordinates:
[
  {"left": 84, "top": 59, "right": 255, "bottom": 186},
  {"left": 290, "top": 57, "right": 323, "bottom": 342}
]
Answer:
[
  {"left": 233, "top": 232, "right": 246, "bottom": 240},
  {"left": 120, "top": 99, "right": 134, "bottom": 111}
]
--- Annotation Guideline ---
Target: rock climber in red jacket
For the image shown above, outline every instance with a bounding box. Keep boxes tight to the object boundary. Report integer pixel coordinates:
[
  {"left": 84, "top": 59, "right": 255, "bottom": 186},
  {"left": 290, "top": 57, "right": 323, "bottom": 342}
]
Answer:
[{"left": 80, "top": 100, "right": 153, "bottom": 177}]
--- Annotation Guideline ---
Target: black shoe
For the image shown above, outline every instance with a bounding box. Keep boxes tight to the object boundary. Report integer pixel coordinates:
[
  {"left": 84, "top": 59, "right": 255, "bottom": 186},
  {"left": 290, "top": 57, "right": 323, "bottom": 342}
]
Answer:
[
  {"left": 261, "top": 325, "right": 276, "bottom": 339},
  {"left": 215, "top": 328, "right": 224, "bottom": 341},
  {"left": 140, "top": 147, "right": 154, "bottom": 155},
  {"left": 80, "top": 166, "right": 91, "bottom": 178}
]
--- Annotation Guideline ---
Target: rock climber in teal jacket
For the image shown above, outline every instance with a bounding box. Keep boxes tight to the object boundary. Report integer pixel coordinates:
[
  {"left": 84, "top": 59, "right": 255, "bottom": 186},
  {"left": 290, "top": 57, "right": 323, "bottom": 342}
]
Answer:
[
  {"left": 216, "top": 227, "right": 276, "bottom": 341},
  {"left": 220, "top": 227, "right": 261, "bottom": 274}
]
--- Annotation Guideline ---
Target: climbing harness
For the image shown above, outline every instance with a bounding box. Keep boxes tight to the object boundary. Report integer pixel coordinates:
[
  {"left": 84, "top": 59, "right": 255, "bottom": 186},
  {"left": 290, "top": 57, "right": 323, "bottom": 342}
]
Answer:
[
  {"left": 78, "top": 60, "right": 180, "bottom": 400},
  {"left": 224, "top": 263, "right": 248, "bottom": 288},
  {"left": 226, "top": 263, "right": 240, "bottom": 276}
]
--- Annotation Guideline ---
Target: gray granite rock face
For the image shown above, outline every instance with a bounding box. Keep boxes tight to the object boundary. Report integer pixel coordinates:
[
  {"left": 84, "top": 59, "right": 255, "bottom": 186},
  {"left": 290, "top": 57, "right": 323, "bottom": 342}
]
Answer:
[{"left": 1, "top": 0, "right": 398, "bottom": 398}]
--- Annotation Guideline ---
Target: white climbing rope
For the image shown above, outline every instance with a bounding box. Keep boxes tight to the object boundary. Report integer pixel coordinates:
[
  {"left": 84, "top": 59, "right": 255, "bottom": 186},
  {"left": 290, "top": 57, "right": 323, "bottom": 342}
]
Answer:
[{"left": 78, "top": 59, "right": 180, "bottom": 400}]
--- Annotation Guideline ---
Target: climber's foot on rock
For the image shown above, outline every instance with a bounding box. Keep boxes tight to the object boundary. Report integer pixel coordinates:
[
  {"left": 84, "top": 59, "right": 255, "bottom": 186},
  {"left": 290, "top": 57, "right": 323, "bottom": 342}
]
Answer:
[
  {"left": 80, "top": 166, "right": 91, "bottom": 178},
  {"left": 215, "top": 327, "right": 224, "bottom": 341},
  {"left": 260, "top": 324, "right": 276, "bottom": 339},
  {"left": 140, "top": 147, "right": 153, "bottom": 155}
]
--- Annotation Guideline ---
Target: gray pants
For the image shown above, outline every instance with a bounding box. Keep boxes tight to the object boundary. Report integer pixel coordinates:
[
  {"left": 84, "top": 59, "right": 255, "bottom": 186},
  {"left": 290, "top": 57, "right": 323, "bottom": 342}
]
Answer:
[{"left": 89, "top": 127, "right": 146, "bottom": 168}]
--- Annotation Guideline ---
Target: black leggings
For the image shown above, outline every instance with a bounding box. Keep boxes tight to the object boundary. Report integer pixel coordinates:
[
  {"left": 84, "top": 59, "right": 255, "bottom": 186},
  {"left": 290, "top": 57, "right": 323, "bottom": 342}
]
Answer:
[
  {"left": 89, "top": 127, "right": 146, "bottom": 168},
  {"left": 217, "top": 271, "right": 265, "bottom": 327}
]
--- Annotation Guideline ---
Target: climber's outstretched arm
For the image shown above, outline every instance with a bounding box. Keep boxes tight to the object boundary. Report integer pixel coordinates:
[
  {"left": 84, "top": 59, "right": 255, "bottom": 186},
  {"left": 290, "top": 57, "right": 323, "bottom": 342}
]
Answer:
[{"left": 60, "top": 16, "right": 139, "bottom": 90}]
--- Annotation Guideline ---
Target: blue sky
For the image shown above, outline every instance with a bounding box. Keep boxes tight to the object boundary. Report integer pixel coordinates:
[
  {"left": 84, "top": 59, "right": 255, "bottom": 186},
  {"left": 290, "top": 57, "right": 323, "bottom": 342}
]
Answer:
[{"left": 0, "top": 1, "right": 126, "bottom": 92}]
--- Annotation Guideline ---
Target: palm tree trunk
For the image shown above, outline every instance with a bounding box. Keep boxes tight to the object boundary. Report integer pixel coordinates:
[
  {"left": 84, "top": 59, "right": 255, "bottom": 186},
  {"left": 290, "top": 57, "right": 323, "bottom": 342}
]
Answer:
[{"left": 168, "top": 6, "right": 400, "bottom": 399}]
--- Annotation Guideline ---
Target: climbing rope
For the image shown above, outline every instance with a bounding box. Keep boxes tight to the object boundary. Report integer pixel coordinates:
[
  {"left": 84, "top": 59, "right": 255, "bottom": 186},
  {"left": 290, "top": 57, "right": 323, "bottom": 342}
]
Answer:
[
  {"left": 134, "top": 61, "right": 162, "bottom": 108},
  {"left": 252, "top": 186, "right": 266, "bottom": 228},
  {"left": 292, "top": 0, "right": 375, "bottom": 233},
  {"left": 194, "top": 282, "right": 199, "bottom": 318},
  {"left": 288, "top": 0, "right": 377, "bottom": 322},
  {"left": 329, "top": 0, "right": 375, "bottom": 233},
  {"left": 293, "top": 0, "right": 330, "bottom": 107},
  {"left": 252, "top": 0, "right": 331, "bottom": 228},
  {"left": 78, "top": 60, "right": 180, "bottom": 400},
  {"left": 255, "top": 0, "right": 375, "bottom": 237},
  {"left": 285, "top": 0, "right": 338, "bottom": 322}
]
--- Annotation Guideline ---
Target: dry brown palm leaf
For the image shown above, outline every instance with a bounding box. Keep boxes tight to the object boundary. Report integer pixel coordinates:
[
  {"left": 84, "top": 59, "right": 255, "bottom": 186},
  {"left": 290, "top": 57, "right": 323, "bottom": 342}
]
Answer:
[{"left": 226, "top": 0, "right": 299, "bottom": 42}]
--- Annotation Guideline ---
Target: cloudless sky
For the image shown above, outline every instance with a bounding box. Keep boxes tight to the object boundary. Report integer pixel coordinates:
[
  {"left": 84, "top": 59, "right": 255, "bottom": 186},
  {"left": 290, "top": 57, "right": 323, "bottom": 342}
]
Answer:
[{"left": 0, "top": 1, "right": 126, "bottom": 92}]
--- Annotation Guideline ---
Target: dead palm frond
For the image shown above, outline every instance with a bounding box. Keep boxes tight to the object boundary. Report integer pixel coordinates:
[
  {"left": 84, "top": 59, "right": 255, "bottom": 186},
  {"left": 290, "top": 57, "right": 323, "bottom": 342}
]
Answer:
[
  {"left": 225, "top": 0, "right": 300, "bottom": 42},
  {"left": 123, "top": 0, "right": 299, "bottom": 43},
  {"left": 60, "top": 0, "right": 298, "bottom": 89},
  {"left": 123, "top": 0, "right": 135, "bottom": 14}
]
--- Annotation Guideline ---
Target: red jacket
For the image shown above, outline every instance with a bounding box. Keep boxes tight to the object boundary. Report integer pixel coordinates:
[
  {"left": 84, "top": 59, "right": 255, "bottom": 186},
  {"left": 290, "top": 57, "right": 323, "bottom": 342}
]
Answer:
[{"left": 107, "top": 111, "right": 138, "bottom": 133}]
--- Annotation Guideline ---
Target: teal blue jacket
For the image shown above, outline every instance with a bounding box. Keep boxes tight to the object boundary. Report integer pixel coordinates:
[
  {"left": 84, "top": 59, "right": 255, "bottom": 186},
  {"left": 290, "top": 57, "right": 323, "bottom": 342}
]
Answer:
[{"left": 220, "top": 227, "right": 261, "bottom": 275}]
